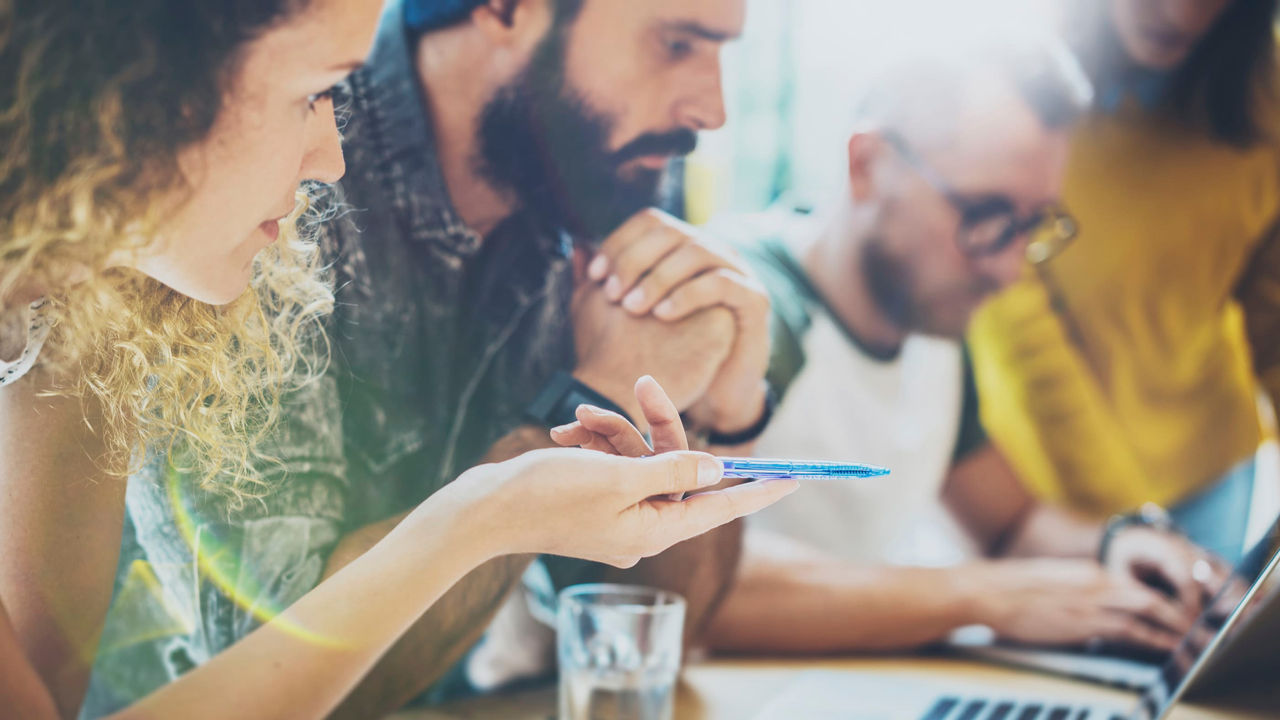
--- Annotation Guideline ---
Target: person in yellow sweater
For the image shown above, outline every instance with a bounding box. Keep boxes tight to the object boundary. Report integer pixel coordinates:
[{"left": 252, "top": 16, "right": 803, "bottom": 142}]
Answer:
[{"left": 969, "top": 0, "right": 1280, "bottom": 563}]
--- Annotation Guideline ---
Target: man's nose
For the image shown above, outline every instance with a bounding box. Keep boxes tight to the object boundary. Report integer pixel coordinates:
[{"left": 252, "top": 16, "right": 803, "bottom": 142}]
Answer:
[{"left": 673, "top": 59, "right": 728, "bottom": 132}]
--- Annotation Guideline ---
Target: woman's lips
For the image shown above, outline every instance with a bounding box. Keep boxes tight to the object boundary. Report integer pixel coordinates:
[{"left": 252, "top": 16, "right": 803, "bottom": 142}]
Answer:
[{"left": 1143, "top": 27, "right": 1191, "bottom": 55}]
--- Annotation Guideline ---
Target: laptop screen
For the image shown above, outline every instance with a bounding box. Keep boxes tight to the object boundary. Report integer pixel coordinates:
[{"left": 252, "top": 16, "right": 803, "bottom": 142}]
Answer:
[{"left": 1133, "top": 511, "right": 1280, "bottom": 720}]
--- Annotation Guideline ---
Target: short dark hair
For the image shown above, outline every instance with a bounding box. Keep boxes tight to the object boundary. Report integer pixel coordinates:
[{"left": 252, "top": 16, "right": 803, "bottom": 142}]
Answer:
[{"left": 412, "top": 0, "right": 585, "bottom": 33}]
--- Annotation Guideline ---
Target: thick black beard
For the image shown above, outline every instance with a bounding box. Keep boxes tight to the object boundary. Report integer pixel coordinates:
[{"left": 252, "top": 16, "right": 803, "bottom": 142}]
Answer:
[{"left": 474, "top": 24, "right": 694, "bottom": 240}]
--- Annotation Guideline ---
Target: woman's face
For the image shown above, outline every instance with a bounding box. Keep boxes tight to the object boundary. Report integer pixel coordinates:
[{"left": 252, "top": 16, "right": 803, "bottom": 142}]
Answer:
[
  {"left": 1109, "top": 0, "right": 1233, "bottom": 69},
  {"left": 130, "top": 0, "right": 383, "bottom": 305}
]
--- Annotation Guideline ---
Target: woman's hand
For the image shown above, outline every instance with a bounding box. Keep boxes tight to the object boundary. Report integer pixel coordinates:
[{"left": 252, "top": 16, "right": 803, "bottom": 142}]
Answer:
[
  {"left": 448, "top": 376, "right": 797, "bottom": 569},
  {"left": 459, "top": 448, "right": 795, "bottom": 569},
  {"left": 550, "top": 374, "right": 689, "bottom": 456}
]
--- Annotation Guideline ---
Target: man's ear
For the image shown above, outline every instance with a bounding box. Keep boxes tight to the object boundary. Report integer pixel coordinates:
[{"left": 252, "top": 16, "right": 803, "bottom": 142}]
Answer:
[
  {"left": 472, "top": 0, "right": 550, "bottom": 49},
  {"left": 491, "top": 0, "right": 519, "bottom": 25},
  {"left": 847, "top": 131, "right": 886, "bottom": 203}
]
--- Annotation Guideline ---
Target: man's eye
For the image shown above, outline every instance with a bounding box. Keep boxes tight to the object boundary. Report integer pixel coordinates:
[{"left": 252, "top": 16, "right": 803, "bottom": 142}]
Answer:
[
  {"left": 665, "top": 38, "right": 694, "bottom": 61},
  {"left": 960, "top": 197, "right": 1017, "bottom": 222}
]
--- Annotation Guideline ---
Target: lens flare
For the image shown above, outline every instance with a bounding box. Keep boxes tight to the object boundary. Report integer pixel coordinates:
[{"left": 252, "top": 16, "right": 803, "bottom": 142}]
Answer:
[{"left": 164, "top": 464, "right": 347, "bottom": 649}]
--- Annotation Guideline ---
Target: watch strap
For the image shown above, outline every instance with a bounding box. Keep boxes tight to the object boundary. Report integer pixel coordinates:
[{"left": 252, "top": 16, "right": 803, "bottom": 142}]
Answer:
[
  {"left": 1098, "top": 502, "right": 1177, "bottom": 563},
  {"left": 526, "top": 371, "right": 632, "bottom": 429}
]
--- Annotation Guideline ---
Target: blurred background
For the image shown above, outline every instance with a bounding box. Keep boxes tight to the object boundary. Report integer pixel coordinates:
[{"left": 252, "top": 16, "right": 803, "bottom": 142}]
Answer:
[{"left": 687, "top": 0, "right": 1061, "bottom": 222}]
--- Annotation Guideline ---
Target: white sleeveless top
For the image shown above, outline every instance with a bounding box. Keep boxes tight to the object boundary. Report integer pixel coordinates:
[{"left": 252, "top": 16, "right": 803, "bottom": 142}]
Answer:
[{"left": 0, "top": 299, "right": 50, "bottom": 388}]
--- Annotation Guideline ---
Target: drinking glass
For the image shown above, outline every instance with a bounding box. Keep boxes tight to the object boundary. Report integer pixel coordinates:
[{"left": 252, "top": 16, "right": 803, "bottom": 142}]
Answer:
[{"left": 557, "top": 584, "right": 686, "bottom": 720}]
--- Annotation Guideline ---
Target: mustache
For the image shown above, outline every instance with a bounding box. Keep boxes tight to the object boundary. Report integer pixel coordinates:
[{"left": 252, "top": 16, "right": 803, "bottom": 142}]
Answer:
[{"left": 610, "top": 129, "right": 699, "bottom": 166}]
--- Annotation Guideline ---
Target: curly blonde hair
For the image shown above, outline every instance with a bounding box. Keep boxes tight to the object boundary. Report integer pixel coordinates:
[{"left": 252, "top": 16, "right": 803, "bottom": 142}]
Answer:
[{"left": 1, "top": 0, "right": 333, "bottom": 505}]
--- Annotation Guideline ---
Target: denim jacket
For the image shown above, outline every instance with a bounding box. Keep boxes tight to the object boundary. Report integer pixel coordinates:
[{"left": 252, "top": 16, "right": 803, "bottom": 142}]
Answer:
[{"left": 319, "top": 0, "right": 575, "bottom": 522}]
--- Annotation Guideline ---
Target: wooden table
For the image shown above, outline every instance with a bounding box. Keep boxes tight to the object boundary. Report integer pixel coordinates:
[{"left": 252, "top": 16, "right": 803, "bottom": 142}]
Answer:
[{"left": 400, "top": 656, "right": 1279, "bottom": 719}]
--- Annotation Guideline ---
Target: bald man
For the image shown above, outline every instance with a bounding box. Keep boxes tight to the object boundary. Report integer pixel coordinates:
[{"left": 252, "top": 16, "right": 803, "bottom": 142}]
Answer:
[{"left": 708, "top": 37, "right": 1225, "bottom": 657}]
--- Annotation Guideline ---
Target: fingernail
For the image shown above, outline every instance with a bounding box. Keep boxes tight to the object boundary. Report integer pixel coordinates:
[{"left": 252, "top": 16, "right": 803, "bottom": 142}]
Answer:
[
  {"left": 604, "top": 276, "right": 622, "bottom": 301},
  {"left": 623, "top": 288, "right": 646, "bottom": 313},
  {"left": 588, "top": 255, "right": 609, "bottom": 281},
  {"left": 698, "top": 457, "right": 723, "bottom": 487},
  {"left": 654, "top": 300, "right": 675, "bottom": 319}
]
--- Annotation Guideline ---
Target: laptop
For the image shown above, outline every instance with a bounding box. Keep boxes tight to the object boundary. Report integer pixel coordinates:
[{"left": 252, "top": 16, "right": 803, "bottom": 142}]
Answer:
[
  {"left": 946, "top": 627, "right": 1164, "bottom": 691},
  {"left": 952, "top": 479, "right": 1280, "bottom": 691},
  {"left": 754, "top": 510, "right": 1280, "bottom": 720}
]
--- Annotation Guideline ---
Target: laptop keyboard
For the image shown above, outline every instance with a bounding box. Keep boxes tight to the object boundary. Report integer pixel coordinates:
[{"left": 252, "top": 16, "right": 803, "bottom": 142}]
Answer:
[{"left": 922, "top": 697, "right": 1127, "bottom": 720}]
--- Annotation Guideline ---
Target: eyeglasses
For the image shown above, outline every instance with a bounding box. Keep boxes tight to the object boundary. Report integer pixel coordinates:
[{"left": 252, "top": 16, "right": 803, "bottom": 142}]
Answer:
[{"left": 883, "top": 131, "right": 1077, "bottom": 264}]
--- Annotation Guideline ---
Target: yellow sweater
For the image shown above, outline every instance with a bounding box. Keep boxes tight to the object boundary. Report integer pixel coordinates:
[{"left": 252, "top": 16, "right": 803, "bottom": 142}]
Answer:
[{"left": 968, "top": 105, "right": 1280, "bottom": 516}]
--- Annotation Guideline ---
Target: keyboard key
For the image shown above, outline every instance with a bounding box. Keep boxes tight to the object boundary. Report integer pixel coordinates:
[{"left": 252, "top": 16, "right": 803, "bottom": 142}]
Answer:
[
  {"left": 987, "top": 702, "right": 1016, "bottom": 720},
  {"left": 922, "top": 697, "right": 961, "bottom": 720},
  {"left": 1015, "top": 704, "right": 1044, "bottom": 720},
  {"left": 1047, "top": 708, "right": 1071, "bottom": 720},
  {"left": 956, "top": 700, "right": 988, "bottom": 720}
]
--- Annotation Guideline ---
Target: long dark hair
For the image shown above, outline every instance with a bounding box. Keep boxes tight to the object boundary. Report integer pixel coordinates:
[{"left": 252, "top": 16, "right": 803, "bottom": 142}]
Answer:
[
  {"left": 1070, "top": 0, "right": 1278, "bottom": 147},
  {"left": 1167, "top": 0, "right": 1278, "bottom": 146}
]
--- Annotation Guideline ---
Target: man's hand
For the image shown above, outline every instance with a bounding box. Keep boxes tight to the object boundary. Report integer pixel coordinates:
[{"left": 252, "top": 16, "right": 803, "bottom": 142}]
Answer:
[
  {"left": 572, "top": 279, "right": 734, "bottom": 427},
  {"left": 584, "top": 209, "right": 772, "bottom": 435},
  {"left": 963, "top": 558, "right": 1200, "bottom": 652},
  {"left": 1105, "top": 527, "right": 1231, "bottom": 618}
]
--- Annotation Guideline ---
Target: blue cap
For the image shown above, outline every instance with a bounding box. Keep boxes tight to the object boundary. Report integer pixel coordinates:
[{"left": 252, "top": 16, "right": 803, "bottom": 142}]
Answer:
[{"left": 405, "top": 0, "right": 485, "bottom": 32}]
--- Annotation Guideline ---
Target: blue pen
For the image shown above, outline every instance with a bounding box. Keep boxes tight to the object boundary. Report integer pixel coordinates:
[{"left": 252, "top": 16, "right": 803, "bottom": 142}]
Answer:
[{"left": 718, "top": 457, "right": 890, "bottom": 480}]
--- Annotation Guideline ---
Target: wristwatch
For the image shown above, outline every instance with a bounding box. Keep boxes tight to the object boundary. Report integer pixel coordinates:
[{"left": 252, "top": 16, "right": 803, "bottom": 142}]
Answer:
[
  {"left": 1097, "top": 502, "right": 1178, "bottom": 564},
  {"left": 706, "top": 383, "right": 777, "bottom": 447},
  {"left": 526, "top": 371, "right": 633, "bottom": 429}
]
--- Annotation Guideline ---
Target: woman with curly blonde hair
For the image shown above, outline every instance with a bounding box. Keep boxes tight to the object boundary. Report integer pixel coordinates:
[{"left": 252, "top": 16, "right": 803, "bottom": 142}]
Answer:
[{"left": 0, "top": 1, "right": 797, "bottom": 717}]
